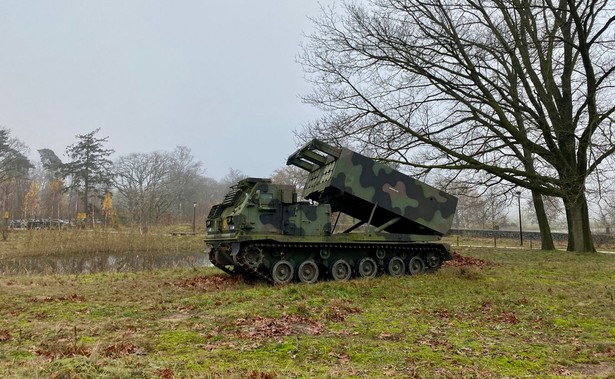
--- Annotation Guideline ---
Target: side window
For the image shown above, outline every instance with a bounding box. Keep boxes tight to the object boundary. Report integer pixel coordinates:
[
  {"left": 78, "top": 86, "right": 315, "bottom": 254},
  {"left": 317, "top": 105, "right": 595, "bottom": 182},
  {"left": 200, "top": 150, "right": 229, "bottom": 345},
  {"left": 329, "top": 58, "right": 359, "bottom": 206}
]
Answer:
[{"left": 259, "top": 192, "right": 274, "bottom": 209}]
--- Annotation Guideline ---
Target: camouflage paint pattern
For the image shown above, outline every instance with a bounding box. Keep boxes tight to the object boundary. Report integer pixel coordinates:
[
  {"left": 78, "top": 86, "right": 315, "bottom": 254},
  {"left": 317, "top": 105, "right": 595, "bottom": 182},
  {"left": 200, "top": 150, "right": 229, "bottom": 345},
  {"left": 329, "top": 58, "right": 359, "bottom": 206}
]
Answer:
[{"left": 205, "top": 178, "right": 332, "bottom": 239}]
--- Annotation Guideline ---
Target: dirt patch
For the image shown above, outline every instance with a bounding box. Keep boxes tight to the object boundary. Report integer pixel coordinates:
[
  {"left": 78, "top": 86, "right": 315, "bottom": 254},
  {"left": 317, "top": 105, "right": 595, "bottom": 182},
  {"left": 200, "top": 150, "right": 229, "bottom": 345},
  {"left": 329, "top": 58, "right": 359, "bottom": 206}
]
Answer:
[
  {"left": 560, "top": 361, "right": 615, "bottom": 378},
  {"left": 160, "top": 305, "right": 195, "bottom": 322}
]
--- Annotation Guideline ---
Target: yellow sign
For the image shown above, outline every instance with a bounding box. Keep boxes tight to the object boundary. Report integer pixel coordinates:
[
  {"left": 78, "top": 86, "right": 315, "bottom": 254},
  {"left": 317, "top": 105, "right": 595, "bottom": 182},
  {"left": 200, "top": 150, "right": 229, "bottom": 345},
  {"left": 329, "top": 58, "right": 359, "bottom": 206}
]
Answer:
[
  {"left": 3, "top": 211, "right": 8, "bottom": 219},
  {"left": 77, "top": 212, "right": 87, "bottom": 220}
]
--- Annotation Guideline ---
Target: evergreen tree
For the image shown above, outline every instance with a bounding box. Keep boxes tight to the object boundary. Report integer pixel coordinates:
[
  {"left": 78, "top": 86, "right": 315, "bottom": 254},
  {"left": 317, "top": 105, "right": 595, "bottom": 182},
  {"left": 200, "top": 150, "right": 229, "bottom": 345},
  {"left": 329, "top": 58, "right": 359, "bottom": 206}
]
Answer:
[{"left": 63, "top": 128, "right": 114, "bottom": 221}]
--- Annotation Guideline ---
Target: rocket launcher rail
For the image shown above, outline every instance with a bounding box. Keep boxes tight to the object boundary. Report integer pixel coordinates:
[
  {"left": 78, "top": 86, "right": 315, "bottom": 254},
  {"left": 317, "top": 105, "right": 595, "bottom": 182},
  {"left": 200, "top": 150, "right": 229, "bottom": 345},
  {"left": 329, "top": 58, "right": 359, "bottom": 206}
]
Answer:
[{"left": 287, "top": 139, "right": 458, "bottom": 236}]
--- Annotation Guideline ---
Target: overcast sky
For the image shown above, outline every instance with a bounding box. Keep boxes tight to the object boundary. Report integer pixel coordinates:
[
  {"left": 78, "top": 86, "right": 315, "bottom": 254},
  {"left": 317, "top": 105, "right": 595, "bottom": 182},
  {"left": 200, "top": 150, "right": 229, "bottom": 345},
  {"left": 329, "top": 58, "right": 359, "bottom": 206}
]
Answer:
[{"left": 0, "top": 1, "right": 334, "bottom": 180}]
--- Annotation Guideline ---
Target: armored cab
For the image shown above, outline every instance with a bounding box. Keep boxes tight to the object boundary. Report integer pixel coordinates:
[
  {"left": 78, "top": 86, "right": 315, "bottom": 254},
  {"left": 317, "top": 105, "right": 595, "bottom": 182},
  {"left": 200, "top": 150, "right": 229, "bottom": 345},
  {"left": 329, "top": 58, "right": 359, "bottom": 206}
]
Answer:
[{"left": 206, "top": 139, "right": 458, "bottom": 284}]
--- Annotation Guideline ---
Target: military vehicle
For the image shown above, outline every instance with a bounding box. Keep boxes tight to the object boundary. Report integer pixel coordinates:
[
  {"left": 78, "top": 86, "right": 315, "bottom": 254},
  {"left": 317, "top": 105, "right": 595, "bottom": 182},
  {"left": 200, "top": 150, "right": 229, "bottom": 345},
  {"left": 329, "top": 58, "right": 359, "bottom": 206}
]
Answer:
[{"left": 205, "top": 139, "right": 458, "bottom": 284}]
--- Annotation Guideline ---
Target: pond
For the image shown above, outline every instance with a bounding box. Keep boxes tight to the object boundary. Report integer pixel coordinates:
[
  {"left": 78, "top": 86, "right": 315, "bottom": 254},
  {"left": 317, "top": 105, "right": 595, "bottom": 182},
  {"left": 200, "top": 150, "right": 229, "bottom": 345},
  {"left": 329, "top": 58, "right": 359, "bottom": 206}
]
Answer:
[{"left": 0, "top": 251, "right": 211, "bottom": 276}]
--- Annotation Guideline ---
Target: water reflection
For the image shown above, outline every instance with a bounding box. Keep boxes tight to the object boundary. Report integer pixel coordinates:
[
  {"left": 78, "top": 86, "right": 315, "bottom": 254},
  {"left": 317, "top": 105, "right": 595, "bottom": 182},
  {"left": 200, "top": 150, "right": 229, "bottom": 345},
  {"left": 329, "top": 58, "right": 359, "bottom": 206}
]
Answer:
[{"left": 0, "top": 251, "right": 211, "bottom": 276}]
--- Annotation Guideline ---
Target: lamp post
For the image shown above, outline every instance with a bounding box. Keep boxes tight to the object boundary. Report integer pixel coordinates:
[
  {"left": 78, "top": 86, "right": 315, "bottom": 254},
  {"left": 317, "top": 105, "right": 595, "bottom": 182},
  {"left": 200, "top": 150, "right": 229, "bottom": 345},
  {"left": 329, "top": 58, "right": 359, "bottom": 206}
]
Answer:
[
  {"left": 192, "top": 202, "right": 197, "bottom": 234},
  {"left": 516, "top": 191, "right": 523, "bottom": 246}
]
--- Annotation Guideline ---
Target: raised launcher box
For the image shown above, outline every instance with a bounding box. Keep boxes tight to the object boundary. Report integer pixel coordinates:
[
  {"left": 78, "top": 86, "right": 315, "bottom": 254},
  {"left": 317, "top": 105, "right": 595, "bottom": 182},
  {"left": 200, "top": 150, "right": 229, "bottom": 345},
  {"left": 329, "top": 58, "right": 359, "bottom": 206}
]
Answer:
[{"left": 287, "top": 139, "right": 458, "bottom": 237}]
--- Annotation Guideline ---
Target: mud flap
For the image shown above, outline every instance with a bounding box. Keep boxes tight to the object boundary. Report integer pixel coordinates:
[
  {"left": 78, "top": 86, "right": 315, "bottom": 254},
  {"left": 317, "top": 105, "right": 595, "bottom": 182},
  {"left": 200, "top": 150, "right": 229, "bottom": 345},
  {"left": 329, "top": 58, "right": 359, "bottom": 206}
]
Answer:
[
  {"left": 230, "top": 243, "right": 242, "bottom": 265},
  {"left": 441, "top": 243, "right": 453, "bottom": 261},
  {"left": 211, "top": 243, "right": 239, "bottom": 265}
]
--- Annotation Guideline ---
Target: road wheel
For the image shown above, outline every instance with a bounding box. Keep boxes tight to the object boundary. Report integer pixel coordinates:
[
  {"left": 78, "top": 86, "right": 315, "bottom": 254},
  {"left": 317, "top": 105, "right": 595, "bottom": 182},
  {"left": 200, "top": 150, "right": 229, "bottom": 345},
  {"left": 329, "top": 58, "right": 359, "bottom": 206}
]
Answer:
[
  {"left": 386, "top": 256, "right": 406, "bottom": 277},
  {"left": 425, "top": 253, "right": 442, "bottom": 269},
  {"left": 330, "top": 259, "right": 352, "bottom": 281},
  {"left": 356, "top": 257, "right": 378, "bottom": 278},
  {"left": 407, "top": 256, "right": 425, "bottom": 275},
  {"left": 271, "top": 260, "right": 294, "bottom": 284},
  {"left": 297, "top": 260, "right": 319, "bottom": 284}
]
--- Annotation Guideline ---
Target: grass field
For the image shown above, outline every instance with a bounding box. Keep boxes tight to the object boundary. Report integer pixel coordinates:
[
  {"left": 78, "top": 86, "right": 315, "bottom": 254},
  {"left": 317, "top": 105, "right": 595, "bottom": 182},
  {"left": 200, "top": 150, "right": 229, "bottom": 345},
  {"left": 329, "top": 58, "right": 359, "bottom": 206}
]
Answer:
[{"left": 0, "top": 232, "right": 614, "bottom": 378}]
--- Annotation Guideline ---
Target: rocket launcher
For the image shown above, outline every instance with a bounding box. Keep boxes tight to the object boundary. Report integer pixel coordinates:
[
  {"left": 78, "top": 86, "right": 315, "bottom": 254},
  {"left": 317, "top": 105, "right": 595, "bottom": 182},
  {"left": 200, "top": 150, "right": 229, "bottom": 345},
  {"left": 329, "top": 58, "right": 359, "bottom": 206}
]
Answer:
[{"left": 287, "top": 139, "right": 458, "bottom": 236}]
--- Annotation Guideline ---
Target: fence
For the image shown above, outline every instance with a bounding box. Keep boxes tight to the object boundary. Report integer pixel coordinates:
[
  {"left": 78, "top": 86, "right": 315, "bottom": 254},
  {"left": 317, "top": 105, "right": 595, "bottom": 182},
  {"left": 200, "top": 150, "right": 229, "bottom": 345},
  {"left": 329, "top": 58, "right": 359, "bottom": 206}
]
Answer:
[{"left": 448, "top": 228, "right": 615, "bottom": 247}]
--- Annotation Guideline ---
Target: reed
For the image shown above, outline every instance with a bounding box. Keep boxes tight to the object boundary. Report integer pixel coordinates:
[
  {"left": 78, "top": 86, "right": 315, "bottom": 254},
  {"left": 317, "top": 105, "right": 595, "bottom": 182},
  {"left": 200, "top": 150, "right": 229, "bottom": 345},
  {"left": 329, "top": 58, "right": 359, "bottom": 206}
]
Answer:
[{"left": 0, "top": 227, "right": 204, "bottom": 258}]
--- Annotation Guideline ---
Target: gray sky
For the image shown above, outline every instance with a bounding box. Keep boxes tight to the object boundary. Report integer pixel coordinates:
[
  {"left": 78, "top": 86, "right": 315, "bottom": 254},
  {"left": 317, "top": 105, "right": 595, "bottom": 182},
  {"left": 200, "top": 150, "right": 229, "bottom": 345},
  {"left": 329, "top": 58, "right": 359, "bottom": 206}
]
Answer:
[{"left": 0, "top": 1, "right": 332, "bottom": 180}]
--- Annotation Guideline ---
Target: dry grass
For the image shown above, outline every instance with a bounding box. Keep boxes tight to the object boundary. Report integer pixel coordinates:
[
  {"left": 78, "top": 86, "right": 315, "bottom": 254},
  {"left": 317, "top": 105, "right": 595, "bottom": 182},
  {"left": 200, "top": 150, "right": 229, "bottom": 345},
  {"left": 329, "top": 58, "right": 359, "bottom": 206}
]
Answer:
[{"left": 0, "top": 227, "right": 203, "bottom": 259}]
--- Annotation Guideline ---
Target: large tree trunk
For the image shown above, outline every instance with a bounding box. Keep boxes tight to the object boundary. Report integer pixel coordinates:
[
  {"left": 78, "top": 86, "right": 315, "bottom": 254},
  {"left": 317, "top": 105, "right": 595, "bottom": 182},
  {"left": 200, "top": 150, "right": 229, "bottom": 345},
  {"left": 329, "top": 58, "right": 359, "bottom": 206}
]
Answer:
[
  {"left": 531, "top": 190, "right": 556, "bottom": 250},
  {"left": 564, "top": 193, "right": 595, "bottom": 252},
  {"left": 522, "top": 148, "right": 555, "bottom": 251}
]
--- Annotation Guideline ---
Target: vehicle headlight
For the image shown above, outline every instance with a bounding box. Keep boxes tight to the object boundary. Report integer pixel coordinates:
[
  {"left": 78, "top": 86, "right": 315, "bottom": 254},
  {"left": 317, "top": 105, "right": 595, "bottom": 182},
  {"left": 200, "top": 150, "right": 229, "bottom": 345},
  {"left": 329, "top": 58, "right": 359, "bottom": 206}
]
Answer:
[{"left": 226, "top": 216, "right": 235, "bottom": 231}]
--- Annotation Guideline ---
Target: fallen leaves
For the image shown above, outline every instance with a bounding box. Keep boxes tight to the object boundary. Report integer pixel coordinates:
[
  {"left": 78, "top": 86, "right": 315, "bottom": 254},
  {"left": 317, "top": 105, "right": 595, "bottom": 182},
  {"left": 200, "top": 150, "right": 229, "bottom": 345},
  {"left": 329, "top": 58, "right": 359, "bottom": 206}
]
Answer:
[
  {"left": 234, "top": 314, "right": 324, "bottom": 339},
  {"left": 245, "top": 370, "right": 277, "bottom": 379},
  {"left": 36, "top": 340, "right": 91, "bottom": 361},
  {"left": 201, "top": 313, "right": 328, "bottom": 352},
  {"left": 173, "top": 274, "right": 243, "bottom": 290},
  {"left": 445, "top": 252, "right": 490, "bottom": 268},
  {"left": 158, "top": 367, "right": 175, "bottom": 379},
  {"left": 425, "top": 301, "right": 521, "bottom": 328},
  {"left": 416, "top": 336, "right": 455, "bottom": 351},
  {"left": 103, "top": 341, "right": 143, "bottom": 357},
  {"left": 480, "top": 301, "right": 520, "bottom": 325},
  {"left": 328, "top": 350, "right": 351, "bottom": 362},
  {"left": 323, "top": 304, "right": 361, "bottom": 322},
  {"left": 35, "top": 339, "right": 145, "bottom": 362},
  {"left": 29, "top": 293, "right": 85, "bottom": 303},
  {"left": 378, "top": 332, "right": 403, "bottom": 341}
]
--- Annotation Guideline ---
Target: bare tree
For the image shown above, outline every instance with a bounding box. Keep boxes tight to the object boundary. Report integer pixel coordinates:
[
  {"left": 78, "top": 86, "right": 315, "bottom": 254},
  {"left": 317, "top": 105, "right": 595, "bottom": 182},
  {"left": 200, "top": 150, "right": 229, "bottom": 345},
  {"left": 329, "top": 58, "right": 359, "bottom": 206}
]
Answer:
[
  {"left": 590, "top": 158, "right": 615, "bottom": 233},
  {"left": 220, "top": 168, "right": 246, "bottom": 189},
  {"left": 114, "top": 147, "right": 209, "bottom": 227},
  {"left": 167, "top": 146, "right": 203, "bottom": 222},
  {"left": 449, "top": 182, "right": 509, "bottom": 230},
  {"left": 37, "top": 149, "right": 67, "bottom": 220},
  {"left": 270, "top": 165, "right": 308, "bottom": 198},
  {"left": 433, "top": 168, "right": 556, "bottom": 249},
  {"left": 195, "top": 176, "right": 228, "bottom": 220},
  {"left": 113, "top": 151, "right": 174, "bottom": 228},
  {"left": 0, "top": 127, "right": 33, "bottom": 220},
  {"left": 300, "top": 0, "right": 615, "bottom": 252},
  {"left": 524, "top": 195, "right": 565, "bottom": 231}
]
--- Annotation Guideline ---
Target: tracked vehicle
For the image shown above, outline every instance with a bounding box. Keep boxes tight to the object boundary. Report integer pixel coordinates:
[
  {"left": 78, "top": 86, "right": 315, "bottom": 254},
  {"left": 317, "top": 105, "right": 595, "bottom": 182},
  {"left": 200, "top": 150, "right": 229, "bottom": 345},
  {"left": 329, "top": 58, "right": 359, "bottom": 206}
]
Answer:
[{"left": 205, "top": 139, "right": 458, "bottom": 283}]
